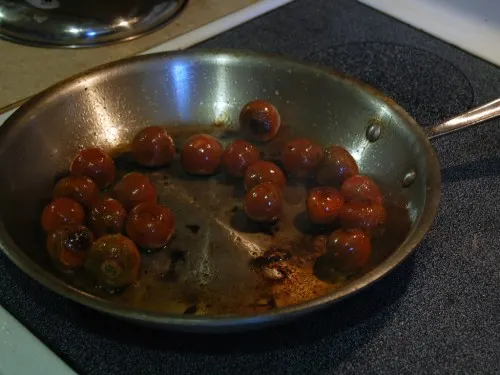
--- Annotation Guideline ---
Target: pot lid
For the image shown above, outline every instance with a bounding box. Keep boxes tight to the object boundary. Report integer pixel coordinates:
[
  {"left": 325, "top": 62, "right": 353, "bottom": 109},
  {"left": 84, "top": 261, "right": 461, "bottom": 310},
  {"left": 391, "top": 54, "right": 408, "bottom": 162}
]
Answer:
[{"left": 0, "top": 0, "right": 187, "bottom": 48}]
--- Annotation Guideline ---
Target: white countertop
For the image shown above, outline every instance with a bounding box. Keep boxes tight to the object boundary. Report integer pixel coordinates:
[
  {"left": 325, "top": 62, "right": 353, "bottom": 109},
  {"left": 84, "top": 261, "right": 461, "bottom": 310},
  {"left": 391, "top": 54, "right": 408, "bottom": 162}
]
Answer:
[
  {"left": 0, "top": 306, "right": 77, "bottom": 375},
  {"left": 358, "top": 0, "right": 500, "bottom": 67}
]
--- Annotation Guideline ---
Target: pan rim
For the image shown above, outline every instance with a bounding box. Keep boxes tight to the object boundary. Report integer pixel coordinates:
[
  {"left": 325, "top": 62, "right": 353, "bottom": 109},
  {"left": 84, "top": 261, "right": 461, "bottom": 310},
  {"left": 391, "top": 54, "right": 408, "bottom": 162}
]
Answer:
[{"left": 0, "top": 49, "right": 442, "bottom": 331}]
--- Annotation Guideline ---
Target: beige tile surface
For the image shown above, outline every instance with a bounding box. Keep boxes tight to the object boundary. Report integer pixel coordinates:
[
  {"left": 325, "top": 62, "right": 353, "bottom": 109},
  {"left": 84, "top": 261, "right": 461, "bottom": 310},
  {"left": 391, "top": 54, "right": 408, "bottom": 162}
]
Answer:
[{"left": 0, "top": 0, "right": 259, "bottom": 110}]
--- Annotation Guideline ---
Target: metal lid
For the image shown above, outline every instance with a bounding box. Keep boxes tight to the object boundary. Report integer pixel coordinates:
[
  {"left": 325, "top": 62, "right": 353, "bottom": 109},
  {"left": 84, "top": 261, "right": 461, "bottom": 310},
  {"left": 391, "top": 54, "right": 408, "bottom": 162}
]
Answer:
[{"left": 0, "top": 0, "right": 187, "bottom": 48}]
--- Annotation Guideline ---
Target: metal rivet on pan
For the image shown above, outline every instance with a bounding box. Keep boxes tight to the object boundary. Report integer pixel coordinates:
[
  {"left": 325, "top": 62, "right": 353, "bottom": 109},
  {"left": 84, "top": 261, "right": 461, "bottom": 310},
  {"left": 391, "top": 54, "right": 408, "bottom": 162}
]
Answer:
[
  {"left": 366, "top": 123, "right": 381, "bottom": 142},
  {"left": 402, "top": 170, "right": 417, "bottom": 187}
]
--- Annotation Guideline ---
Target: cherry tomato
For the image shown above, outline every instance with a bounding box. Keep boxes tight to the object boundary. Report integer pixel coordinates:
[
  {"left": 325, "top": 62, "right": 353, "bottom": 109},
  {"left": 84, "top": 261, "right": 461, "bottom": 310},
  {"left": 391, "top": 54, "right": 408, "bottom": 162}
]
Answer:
[
  {"left": 281, "top": 138, "right": 323, "bottom": 178},
  {"left": 306, "top": 187, "right": 344, "bottom": 225},
  {"left": 84, "top": 234, "right": 140, "bottom": 289},
  {"left": 316, "top": 145, "right": 359, "bottom": 186},
  {"left": 41, "top": 198, "right": 85, "bottom": 233},
  {"left": 244, "top": 182, "right": 283, "bottom": 223},
  {"left": 340, "top": 175, "right": 383, "bottom": 205},
  {"left": 222, "top": 140, "right": 260, "bottom": 177},
  {"left": 88, "top": 198, "right": 127, "bottom": 238},
  {"left": 327, "top": 228, "right": 371, "bottom": 272},
  {"left": 340, "top": 200, "right": 386, "bottom": 235},
  {"left": 243, "top": 161, "right": 286, "bottom": 191},
  {"left": 180, "top": 134, "right": 223, "bottom": 175},
  {"left": 131, "top": 126, "right": 176, "bottom": 167},
  {"left": 239, "top": 100, "right": 281, "bottom": 142},
  {"left": 53, "top": 176, "right": 100, "bottom": 208},
  {"left": 70, "top": 148, "right": 116, "bottom": 189},
  {"left": 126, "top": 202, "right": 175, "bottom": 249},
  {"left": 113, "top": 172, "right": 157, "bottom": 211},
  {"left": 46, "top": 225, "right": 94, "bottom": 270}
]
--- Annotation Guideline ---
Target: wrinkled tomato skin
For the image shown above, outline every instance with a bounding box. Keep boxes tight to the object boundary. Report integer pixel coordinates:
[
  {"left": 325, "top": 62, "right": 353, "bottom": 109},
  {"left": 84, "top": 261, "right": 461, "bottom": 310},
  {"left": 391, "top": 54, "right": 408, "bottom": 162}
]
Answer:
[
  {"left": 222, "top": 140, "right": 260, "bottom": 177},
  {"left": 41, "top": 198, "right": 85, "bottom": 233},
  {"left": 113, "top": 172, "right": 157, "bottom": 211},
  {"left": 88, "top": 198, "right": 127, "bottom": 238},
  {"left": 46, "top": 225, "right": 94, "bottom": 270},
  {"left": 281, "top": 138, "right": 323, "bottom": 179},
  {"left": 131, "top": 126, "right": 176, "bottom": 167},
  {"left": 327, "top": 228, "right": 372, "bottom": 272},
  {"left": 340, "top": 200, "right": 387, "bottom": 236},
  {"left": 243, "top": 182, "right": 283, "bottom": 223},
  {"left": 126, "top": 202, "right": 175, "bottom": 249},
  {"left": 53, "top": 176, "right": 100, "bottom": 208},
  {"left": 243, "top": 161, "right": 286, "bottom": 191},
  {"left": 84, "top": 234, "right": 141, "bottom": 289},
  {"left": 239, "top": 100, "right": 281, "bottom": 142},
  {"left": 340, "top": 175, "right": 383, "bottom": 205},
  {"left": 70, "top": 148, "right": 116, "bottom": 189},
  {"left": 180, "top": 134, "right": 223, "bottom": 175},
  {"left": 306, "top": 187, "right": 344, "bottom": 225},
  {"left": 316, "top": 145, "right": 359, "bottom": 186}
]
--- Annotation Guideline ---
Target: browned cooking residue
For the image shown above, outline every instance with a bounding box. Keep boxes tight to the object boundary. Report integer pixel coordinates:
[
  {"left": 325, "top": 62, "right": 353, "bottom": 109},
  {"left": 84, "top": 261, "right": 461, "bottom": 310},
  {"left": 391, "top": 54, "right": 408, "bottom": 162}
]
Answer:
[{"left": 66, "top": 123, "right": 412, "bottom": 317}]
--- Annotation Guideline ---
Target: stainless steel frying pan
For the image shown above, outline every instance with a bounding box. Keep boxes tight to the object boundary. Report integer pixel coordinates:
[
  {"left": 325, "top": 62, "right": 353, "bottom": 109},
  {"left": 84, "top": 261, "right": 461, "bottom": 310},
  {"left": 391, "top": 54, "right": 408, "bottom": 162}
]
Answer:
[{"left": 0, "top": 50, "right": 497, "bottom": 332}]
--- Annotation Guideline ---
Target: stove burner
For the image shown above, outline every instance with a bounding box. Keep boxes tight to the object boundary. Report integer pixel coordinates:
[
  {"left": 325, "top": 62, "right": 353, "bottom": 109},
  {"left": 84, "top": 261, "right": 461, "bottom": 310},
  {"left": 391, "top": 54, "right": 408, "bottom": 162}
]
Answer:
[
  {"left": 0, "top": 0, "right": 187, "bottom": 48},
  {"left": 307, "top": 42, "right": 474, "bottom": 126}
]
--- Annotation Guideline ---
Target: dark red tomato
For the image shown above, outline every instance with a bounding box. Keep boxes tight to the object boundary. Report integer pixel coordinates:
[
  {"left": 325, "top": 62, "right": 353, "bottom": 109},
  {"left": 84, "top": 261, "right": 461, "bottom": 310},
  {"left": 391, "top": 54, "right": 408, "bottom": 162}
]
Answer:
[
  {"left": 327, "top": 228, "right": 371, "bottom": 272},
  {"left": 239, "top": 100, "right": 281, "bottom": 142},
  {"left": 340, "top": 200, "right": 387, "bottom": 235},
  {"left": 113, "top": 172, "right": 157, "bottom": 211},
  {"left": 84, "top": 234, "right": 140, "bottom": 289},
  {"left": 131, "top": 126, "right": 176, "bottom": 167},
  {"left": 46, "top": 225, "right": 94, "bottom": 270},
  {"left": 126, "top": 202, "right": 175, "bottom": 249},
  {"left": 70, "top": 148, "right": 116, "bottom": 189},
  {"left": 306, "top": 187, "right": 345, "bottom": 225},
  {"left": 340, "top": 175, "right": 383, "bottom": 205},
  {"left": 243, "top": 160, "right": 286, "bottom": 191},
  {"left": 222, "top": 140, "right": 260, "bottom": 177},
  {"left": 281, "top": 138, "right": 324, "bottom": 178},
  {"left": 53, "top": 176, "right": 100, "bottom": 208},
  {"left": 316, "top": 145, "right": 359, "bottom": 186},
  {"left": 180, "top": 134, "right": 223, "bottom": 175},
  {"left": 41, "top": 198, "right": 85, "bottom": 233},
  {"left": 244, "top": 182, "right": 283, "bottom": 223},
  {"left": 88, "top": 198, "right": 127, "bottom": 238}
]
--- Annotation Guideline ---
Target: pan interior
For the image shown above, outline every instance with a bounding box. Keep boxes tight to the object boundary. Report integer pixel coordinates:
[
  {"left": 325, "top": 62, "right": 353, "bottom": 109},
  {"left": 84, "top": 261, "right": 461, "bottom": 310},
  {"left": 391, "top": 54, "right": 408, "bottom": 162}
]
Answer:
[{"left": 0, "top": 52, "right": 436, "bottom": 321}]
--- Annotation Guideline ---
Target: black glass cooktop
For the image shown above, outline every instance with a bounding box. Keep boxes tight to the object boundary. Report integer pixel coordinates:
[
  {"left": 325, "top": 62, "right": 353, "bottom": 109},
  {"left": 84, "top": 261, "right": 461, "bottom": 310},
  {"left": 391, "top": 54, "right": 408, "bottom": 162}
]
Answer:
[{"left": 1, "top": 0, "right": 499, "bottom": 373}]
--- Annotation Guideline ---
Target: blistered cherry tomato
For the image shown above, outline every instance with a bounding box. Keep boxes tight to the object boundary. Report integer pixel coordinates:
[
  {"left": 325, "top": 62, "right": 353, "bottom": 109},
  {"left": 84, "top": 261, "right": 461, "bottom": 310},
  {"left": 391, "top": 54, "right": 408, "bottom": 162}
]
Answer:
[
  {"left": 88, "top": 198, "right": 127, "bottom": 238},
  {"left": 281, "top": 138, "right": 323, "bottom": 178},
  {"left": 340, "top": 175, "right": 383, "bottom": 205},
  {"left": 243, "top": 161, "right": 286, "bottom": 191},
  {"left": 41, "top": 198, "right": 85, "bottom": 233},
  {"left": 113, "top": 172, "right": 157, "bottom": 211},
  {"left": 126, "top": 202, "right": 175, "bottom": 249},
  {"left": 180, "top": 134, "right": 223, "bottom": 175},
  {"left": 84, "top": 234, "right": 140, "bottom": 289},
  {"left": 239, "top": 100, "right": 281, "bottom": 142},
  {"left": 131, "top": 126, "right": 176, "bottom": 167},
  {"left": 53, "top": 176, "right": 100, "bottom": 208},
  {"left": 306, "top": 187, "right": 345, "bottom": 225},
  {"left": 327, "top": 228, "right": 371, "bottom": 272},
  {"left": 316, "top": 145, "right": 359, "bottom": 186},
  {"left": 244, "top": 182, "right": 283, "bottom": 223},
  {"left": 340, "top": 200, "right": 386, "bottom": 235},
  {"left": 222, "top": 140, "right": 260, "bottom": 177},
  {"left": 70, "top": 148, "right": 116, "bottom": 189},
  {"left": 46, "top": 225, "right": 94, "bottom": 270}
]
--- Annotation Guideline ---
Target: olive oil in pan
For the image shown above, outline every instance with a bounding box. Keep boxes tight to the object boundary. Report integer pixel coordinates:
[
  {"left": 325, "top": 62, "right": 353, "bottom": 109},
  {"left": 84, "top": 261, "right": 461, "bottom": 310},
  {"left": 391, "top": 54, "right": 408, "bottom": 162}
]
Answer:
[{"left": 60, "top": 125, "right": 412, "bottom": 316}]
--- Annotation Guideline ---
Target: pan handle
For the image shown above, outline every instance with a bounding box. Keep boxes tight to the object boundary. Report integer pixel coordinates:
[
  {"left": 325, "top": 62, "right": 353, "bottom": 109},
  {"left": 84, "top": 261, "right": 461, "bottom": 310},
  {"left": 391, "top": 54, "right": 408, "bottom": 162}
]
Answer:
[{"left": 425, "top": 98, "right": 500, "bottom": 139}]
